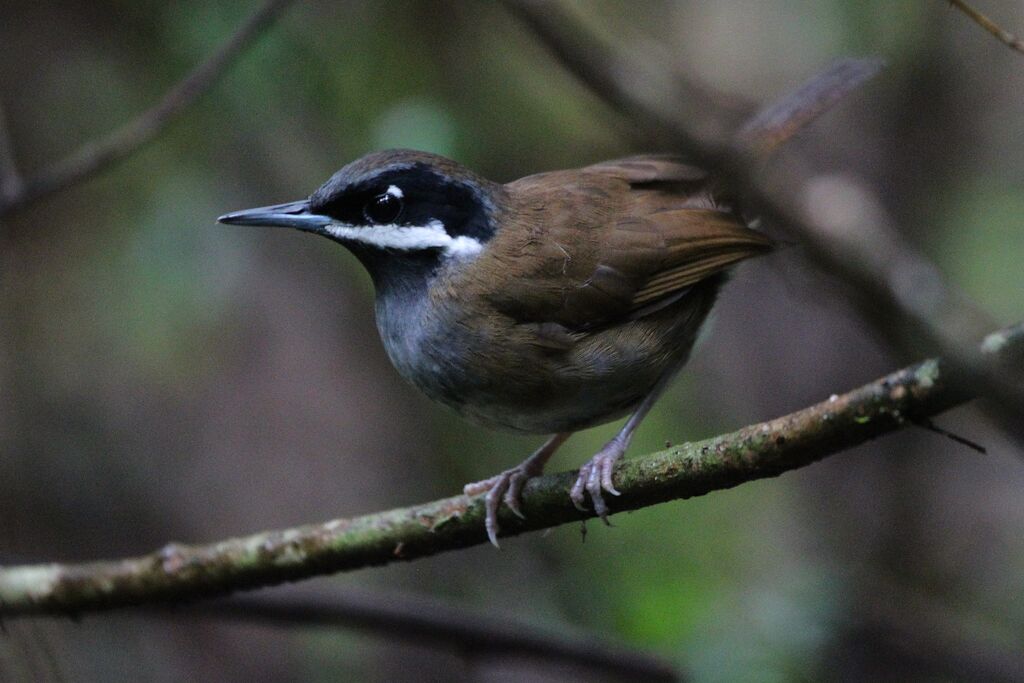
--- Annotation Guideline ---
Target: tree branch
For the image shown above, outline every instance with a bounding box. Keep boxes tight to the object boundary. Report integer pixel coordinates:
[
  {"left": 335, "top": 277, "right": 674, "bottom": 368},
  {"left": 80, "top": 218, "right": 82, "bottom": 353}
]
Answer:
[
  {"left": 0, "top": 322, "right": 1020, "bottom": 617},
  {"left": 172, "top": 591, "right": 678, "bottom": 682},
  {"left": 947, "top": 0, "right": 1024, "bottom": 54},
  {"left": 0, "top": 0, "right": 297, "bottom": 217}
]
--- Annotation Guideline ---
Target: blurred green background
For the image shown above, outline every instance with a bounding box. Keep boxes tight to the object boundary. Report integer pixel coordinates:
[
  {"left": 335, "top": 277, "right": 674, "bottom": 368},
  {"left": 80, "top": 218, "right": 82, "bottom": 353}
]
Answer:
[{"left": 2, "top": 1, "right": 1023, "bottom": 681}]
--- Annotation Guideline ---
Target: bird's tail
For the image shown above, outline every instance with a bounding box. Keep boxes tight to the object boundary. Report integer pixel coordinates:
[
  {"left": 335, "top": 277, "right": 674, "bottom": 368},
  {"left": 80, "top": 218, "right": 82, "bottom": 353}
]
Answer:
[{"left": 733, "top": 58, "right": 885, "bottom": 158}]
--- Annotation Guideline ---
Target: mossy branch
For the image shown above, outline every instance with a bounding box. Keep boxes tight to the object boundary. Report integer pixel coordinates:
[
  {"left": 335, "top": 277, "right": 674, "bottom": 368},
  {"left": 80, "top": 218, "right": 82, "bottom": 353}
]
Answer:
[{"left": 1, "top": 323, "right": 1020, "bottom": 617}]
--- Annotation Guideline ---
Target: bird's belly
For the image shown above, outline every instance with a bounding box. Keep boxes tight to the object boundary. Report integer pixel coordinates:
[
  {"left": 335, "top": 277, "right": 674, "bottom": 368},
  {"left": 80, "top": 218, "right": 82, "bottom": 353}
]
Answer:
[
  {"left": 405, "top": 351, "right": 659, "bottom": 434},
  {"left": 378, "top": 307, "right": 692, "bottom": 435},
  {"left": 453, "top": 373, "right": 652, "bottom": 434}
]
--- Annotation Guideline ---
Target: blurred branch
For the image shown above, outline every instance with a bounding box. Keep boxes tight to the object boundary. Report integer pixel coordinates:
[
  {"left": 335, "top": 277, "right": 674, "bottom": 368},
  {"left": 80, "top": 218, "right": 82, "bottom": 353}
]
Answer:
[
  {"left": 500, "top": 0, "right": 724, "bottom": 166},
  {"left": 0, "top": 101, "right": 22, "bottom": 201},
  {"left": 947, "top": 0, "right": 1024, "bottom": 54},
  {"left": 0, "top": 321, "right": 1021, "bottom": 616},
  {"left": 501, "top": 0, "right": 1024, "bottom": 427},
  {"left": 0, "top": 0, "right": 297, "bottom": 218},
  {"left": 735, "top": 59, "right": 886, "bottom": 156},
  {"left": 171, "top": 591, "right": 678, "bottom": 682}
]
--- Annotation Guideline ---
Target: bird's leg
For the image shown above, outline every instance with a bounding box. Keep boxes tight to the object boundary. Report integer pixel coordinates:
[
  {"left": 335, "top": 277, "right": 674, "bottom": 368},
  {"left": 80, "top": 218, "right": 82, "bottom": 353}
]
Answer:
[
  {"left": 570, "top": 373, "right": 675, "bottom": 524},
  {"left": 464, "top": 432, "right": 571, "bottom": 547}
]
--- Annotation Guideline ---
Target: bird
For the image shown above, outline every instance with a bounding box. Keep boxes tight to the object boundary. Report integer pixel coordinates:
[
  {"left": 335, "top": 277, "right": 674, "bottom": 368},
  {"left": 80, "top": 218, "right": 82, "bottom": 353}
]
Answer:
[
  {"left": 219, "top": 150, "right": 770, "bottom": 545},
  {"left": 218, "top": 59, "right": 880, "bottom": 547}
]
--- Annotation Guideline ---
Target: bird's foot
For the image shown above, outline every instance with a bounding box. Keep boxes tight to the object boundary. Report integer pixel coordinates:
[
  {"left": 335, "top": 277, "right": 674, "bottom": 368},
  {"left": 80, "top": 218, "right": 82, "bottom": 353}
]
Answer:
[
  {"left": 569, "top": 437, "right": 626, "bottom": 524},
  {"left": 464, "top": 460, "right": 544, "bottom": 548}
]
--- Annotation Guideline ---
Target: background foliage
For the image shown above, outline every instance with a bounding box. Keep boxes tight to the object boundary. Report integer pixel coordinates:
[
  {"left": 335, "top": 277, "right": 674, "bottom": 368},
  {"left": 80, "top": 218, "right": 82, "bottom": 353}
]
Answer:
[{"left": 1, "top": 1, "right": 1023, "bottom": 680}]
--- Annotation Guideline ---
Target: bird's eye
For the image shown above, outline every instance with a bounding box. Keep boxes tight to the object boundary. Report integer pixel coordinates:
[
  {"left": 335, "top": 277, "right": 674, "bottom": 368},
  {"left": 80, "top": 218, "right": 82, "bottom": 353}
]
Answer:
[{"left": 363, "top": 191, "right": 403, "bottom": 225}]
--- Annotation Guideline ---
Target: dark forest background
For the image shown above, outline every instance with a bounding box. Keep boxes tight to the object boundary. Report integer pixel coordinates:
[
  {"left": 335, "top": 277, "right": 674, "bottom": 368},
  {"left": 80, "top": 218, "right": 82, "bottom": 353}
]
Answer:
[{"left": 1, "top": 1, "right": 1023, "bottom": 681}]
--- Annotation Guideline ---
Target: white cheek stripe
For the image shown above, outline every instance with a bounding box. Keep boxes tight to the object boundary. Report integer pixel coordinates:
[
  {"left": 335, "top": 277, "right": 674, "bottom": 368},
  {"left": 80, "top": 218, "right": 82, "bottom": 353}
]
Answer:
[{"left": 323, "top": 220, "right": 483, "bottom": 257}]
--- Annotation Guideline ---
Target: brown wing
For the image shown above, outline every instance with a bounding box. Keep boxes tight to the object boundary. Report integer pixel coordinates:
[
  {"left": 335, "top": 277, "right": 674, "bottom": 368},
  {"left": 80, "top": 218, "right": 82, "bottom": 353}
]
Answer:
[{"left": 475, "top": 156, "right": 771, "bottom": 333}]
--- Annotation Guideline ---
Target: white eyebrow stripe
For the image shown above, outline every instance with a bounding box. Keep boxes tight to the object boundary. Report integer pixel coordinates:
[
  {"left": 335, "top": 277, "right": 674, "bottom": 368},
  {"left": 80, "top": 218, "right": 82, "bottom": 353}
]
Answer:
[
  {"left": 385, "top": 185, "right": 403, "bottom": 199},
  {"left": 322, "top": 220, "right": 483, "bottom": 257}
]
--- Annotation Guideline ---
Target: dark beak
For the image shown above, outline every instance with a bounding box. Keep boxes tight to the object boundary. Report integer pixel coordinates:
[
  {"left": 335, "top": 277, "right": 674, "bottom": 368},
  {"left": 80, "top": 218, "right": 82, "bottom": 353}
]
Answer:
[{"left": 217, "top": 200, "right": 333, "bottom": 233}]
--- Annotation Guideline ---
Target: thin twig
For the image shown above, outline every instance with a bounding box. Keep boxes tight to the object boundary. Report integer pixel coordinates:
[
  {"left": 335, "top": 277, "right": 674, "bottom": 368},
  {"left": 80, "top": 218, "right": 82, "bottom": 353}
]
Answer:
[
  {"left": 912, "top": 417, "right": 987, "bottom": 454},
  {"left": 0, "top": 101, "right": 22, "bottom": 201},
  {"left": 0, "top": 322, "right": 1020, "bottom": 617},
  {"left": 0, "top": 0, "right": 297, "bottom": 217},
  {"left": 948, "top": 0, "right": 1024, "bottom": 54},
  {"left": 167, "top": 591, "right": 679, "bottom": 682}
]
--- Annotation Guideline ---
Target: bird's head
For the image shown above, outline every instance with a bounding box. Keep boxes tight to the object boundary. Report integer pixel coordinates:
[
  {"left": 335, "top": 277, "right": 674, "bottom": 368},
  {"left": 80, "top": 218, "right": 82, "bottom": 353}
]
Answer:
[{"left": 219, "top": 149, "right": 503, "bottom": 287}]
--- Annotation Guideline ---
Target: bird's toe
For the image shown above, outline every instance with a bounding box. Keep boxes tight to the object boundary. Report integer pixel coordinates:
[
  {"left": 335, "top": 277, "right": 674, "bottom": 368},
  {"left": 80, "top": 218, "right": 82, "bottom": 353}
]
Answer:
[
  {"left": 586, "top": 465, "right": 611, "bottom": 525},
  {"left": 503, "top": 472, "right": 529, "bottom": 519},
  {"left": 483, "top": 478, "right": 510, "bottom": 548},
  {"left": 570, "top": 463, "right": 591, "bottom": 511}
]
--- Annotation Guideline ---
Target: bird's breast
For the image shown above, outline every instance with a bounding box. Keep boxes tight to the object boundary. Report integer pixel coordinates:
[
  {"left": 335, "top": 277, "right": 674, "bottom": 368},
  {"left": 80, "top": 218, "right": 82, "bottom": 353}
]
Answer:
[
  {"left": 374, "top": 288, "right": 488, "bottom": 409},
  {"left": 372, "top": 276, "right": 718, "bottom": 435}
]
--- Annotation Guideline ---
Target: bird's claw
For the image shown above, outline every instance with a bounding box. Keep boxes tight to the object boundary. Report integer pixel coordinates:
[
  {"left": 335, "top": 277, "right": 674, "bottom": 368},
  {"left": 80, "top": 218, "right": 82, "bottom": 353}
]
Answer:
[
  {"left": 504, "top": 472, "right": 528, "bottom": 519},
  {"left": 569, "top": 442, "right": 624, "bottom": 525},
  {"left": 464, "top": 465, "right": 537, "bottom": 547}
]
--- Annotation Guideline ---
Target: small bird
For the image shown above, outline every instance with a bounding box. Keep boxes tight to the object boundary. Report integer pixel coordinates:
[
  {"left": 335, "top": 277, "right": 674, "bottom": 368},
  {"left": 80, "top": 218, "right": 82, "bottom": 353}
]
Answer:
[
  {"left": 219, "top": 150, "right": 770, "bottom": 544},
  {"left": 218, "top": 59, "right": 879, "bottom": 546}
]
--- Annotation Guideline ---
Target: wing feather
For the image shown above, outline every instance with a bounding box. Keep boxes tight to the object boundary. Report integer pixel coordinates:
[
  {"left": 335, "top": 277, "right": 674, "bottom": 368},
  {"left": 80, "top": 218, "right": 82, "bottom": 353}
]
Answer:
[{"left": 477, "top": 156, "right": 771, "bottom": 335}]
